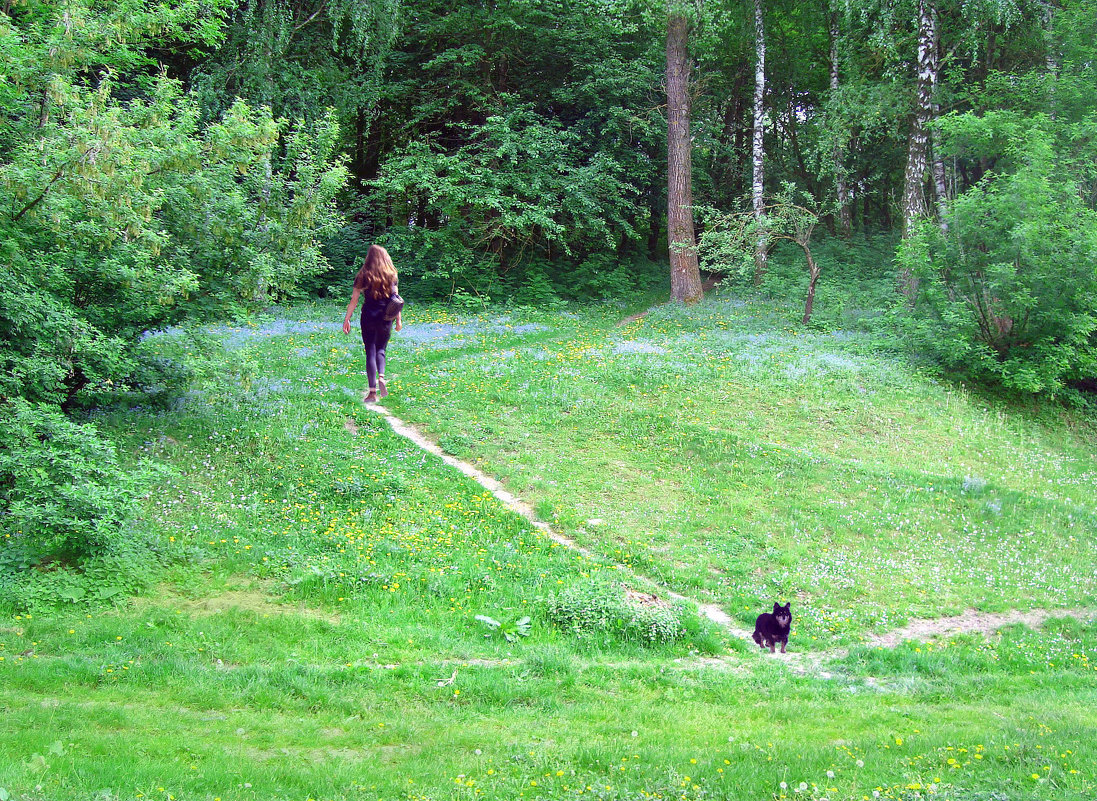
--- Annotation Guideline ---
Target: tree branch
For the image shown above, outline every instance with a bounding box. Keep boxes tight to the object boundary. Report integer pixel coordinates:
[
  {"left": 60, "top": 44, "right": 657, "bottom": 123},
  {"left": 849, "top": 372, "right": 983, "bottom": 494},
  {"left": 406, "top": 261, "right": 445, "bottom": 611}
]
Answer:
[
  {"left": 293, "top": 3, "right": 325, "bottom": 33},
  {"left": 10, "top": 147, "right": 101, "bottom": 222}
]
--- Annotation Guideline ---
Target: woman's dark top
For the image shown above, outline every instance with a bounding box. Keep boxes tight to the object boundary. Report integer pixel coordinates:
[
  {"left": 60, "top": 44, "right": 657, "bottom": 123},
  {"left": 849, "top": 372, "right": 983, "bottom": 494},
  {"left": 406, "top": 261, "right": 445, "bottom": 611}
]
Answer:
[
  {"left": 354, "top": 276, "right": 397, "bottom": 327},
  {"left": 359, "top": 292, "right": 391, "bottom": 326}
]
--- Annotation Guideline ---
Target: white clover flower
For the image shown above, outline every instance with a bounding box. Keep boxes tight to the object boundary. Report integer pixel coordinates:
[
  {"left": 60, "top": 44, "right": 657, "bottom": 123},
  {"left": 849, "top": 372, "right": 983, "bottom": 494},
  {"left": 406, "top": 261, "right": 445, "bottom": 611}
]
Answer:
[
  {"left": 827, "top": 770, "right": 835, "bottom": 779},
  {"left": 856, "top": 760, "right": 864, "bottom": 768}
]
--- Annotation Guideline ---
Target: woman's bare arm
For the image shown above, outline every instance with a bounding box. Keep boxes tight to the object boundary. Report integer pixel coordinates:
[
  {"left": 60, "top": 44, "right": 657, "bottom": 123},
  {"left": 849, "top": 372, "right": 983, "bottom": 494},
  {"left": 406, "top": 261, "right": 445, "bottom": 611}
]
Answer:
[{"left": 343, "top": 287, "right": 361, "bottom": 334}]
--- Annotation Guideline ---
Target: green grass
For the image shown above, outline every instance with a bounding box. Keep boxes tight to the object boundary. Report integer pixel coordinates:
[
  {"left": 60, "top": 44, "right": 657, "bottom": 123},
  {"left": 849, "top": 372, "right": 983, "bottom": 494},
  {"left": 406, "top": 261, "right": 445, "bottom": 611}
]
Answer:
[
  {"left": 385, "top": 296, "right": 1097, "bottom": 641},
  {"left": 1, "top": 290, "right": 1096, "bottom": 800}
]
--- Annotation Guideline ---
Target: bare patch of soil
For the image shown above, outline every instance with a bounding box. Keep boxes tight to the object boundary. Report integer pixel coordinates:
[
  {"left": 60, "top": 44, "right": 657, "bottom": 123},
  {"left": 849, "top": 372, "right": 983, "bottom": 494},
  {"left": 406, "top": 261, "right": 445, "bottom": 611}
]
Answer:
[
  {"left": 865, "top": 607, "right": 1095, "bottom": 649},
  {"left": 141, "top": 586, "right": 342, "bottom": 625},
  {"left": 617, "top": 310, "right": 650, "bottom": 327},
  {"left": 625, "top": 589, "right": 669, "bottom": 607}
]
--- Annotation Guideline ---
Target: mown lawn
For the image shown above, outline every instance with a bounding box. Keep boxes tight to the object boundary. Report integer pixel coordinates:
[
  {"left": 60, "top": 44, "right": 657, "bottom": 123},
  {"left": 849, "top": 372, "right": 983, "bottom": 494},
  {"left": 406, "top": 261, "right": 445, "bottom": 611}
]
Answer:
[{"left": 2, "top": 292, "right": 1095, "bottom": 801}]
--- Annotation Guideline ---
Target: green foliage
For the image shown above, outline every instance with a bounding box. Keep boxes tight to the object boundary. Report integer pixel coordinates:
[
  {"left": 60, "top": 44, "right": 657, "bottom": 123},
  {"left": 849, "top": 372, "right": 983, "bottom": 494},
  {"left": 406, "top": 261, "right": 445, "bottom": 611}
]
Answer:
[
  {"left": 189, "top": 0, "right": 401, "bottom": 216},
  {"left": 0, "top": 1, "right": 350, "bottom": 600},
  {"left": 896, "top": 121, "right": 1097, "bottom": 395},
  {"left": 474, "top": 613, "right": 532, "bottom": 642},
  {"left": 372, "top": 105, "right": 637, "bottom": 279},
  {"left": 546, "top": 580, "right": 696, "bottom": 646},
  {"left": 698, "top": 188, "right": 822, "bottom": 279},
  {"left": 1, "top": 6, "right": 348, "bottom": 407},
  {"left": 377, "top": 226, "right": 488, "bottom": 300},
  {"left": 744, "top": 233, "right": 900, "bottom": 329},
  {"left": 0, "top": 400, "right": 147, "bottom": 565},
  {"left": 0, "top": 544, "right": 158, "bottom": 613},
  {"left": 359, "top": 0, "right": 665, "bottom": 295}
]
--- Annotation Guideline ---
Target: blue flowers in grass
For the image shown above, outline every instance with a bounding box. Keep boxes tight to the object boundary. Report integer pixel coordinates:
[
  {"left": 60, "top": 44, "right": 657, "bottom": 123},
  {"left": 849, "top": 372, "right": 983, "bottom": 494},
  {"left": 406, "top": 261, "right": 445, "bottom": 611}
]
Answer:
[{"left": 612, "top": 341, "right": 668, "bottom": 356}]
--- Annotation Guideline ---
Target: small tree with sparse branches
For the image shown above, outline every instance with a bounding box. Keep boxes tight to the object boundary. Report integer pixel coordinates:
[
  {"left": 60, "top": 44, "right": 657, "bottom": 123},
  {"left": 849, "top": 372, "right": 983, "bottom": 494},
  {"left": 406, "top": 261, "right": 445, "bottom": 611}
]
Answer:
[{"left": 698, "top": 189, "right": 823, "bottom": 324}]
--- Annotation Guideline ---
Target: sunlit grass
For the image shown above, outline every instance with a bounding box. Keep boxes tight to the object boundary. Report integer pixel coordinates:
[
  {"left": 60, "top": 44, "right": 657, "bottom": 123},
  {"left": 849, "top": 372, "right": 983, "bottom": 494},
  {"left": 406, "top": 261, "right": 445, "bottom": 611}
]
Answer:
[
  {"left": 379, "top": 294, "right": 1097, "bottom": 645},
  {"left": 1, "top": 294, "right": 1095, "bottom": 800}
]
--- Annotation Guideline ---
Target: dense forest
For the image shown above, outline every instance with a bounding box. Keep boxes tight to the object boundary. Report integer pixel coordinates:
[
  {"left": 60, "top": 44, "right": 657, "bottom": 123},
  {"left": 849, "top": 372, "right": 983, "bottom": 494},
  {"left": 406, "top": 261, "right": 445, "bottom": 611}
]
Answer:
[{"left": 1, "top": 1, "right": 1096, "bottom": 564}]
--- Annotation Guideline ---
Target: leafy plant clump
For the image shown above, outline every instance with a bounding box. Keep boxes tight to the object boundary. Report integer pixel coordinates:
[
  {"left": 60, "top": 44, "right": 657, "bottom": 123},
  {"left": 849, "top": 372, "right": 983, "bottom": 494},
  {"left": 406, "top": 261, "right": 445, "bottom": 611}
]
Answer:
[
  {"left": 0, "top": 400, "right": 144, "bottom": 566},
  {"left": 0, "top": 399, "right": 166, "bottom": 612},
  {"left": 475, "top": 613, "right": 532, "bottom": 642},
  {"left": 546, "top": 580, "right": 697, "bottom": 646},
  {"left": 896, "top": 117, "right": 1097, "bottom": 396}
]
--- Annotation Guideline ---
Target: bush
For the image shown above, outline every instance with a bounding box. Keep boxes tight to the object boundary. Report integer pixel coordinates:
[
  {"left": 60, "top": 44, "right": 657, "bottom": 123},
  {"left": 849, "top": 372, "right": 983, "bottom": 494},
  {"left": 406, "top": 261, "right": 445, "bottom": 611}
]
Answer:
[
  {"left": 546, "top": 579, "right": 696, "bottom": 645},
  {"left": 0, "top": 400, "right": 144, "bottom": 565},
  {"left": 896, "top": 152, "right": 1097, "bottom": 395},
  {"left": 0, "top": 544, "right": 158, "bottom": 613}
]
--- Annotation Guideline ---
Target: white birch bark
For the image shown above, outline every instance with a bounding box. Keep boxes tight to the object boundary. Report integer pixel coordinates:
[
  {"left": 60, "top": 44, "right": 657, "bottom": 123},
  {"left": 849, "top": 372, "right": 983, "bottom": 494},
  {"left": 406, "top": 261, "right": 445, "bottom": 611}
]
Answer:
[
  {"left": 752, "top": 0, "right": 767, "bottom": 284},
  {"left": 929, "top": 4, "right": 947, "bottom": 233},
  {"left": 830, "top": 8, "right": 851, "bottom": 237},
  {"left": 901, "top": 0, "right": 937, "bottom": 237}
]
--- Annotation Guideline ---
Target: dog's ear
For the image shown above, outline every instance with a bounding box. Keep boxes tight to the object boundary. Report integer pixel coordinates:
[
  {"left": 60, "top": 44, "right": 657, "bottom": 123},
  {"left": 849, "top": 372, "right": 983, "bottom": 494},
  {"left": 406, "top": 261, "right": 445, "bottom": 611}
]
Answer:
[
  {"left": 782, "top": 603, "right": 791, "bottom": 612},
  {"left": 773, "top": 602, "right": 780, "bottom": 613}
]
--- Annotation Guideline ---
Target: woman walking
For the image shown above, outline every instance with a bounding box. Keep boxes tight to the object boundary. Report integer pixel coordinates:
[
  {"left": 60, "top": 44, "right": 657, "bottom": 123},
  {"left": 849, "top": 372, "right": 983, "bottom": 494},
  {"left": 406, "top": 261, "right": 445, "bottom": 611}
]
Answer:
[{"left": 343, "top": 244, "right": 402, "bottom": 403}]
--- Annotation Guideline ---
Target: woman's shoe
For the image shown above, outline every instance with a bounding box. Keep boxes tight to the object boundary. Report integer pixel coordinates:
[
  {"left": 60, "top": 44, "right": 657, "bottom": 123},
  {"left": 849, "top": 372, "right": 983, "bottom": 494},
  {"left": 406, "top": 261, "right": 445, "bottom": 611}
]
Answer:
[
  {"left": 377, "top": 376, "right": 388, "bottom": 398},
  {"left": 364, "top": 388, "right": 378, "bottom": 404}
]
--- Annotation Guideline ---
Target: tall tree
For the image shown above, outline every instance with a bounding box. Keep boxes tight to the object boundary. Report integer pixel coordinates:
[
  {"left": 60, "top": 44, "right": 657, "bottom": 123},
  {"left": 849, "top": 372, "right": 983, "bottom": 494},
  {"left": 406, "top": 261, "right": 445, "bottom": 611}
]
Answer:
[
  {"left": 751, "top": 0, "right": 767, "bottom": 283},
  {"left": 900, "top": 0, "right": 938, "bottom": 238},
  {"left": 666, "top": 9, "right": 704, "bottom": 303},
  {"left": 829, "top": 6, "right": 852, "bottom": 237}
]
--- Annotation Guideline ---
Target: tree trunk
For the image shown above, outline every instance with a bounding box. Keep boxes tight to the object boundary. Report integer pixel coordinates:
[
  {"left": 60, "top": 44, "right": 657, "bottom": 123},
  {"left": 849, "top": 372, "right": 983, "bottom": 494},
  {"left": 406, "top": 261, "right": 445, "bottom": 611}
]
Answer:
[
  {"left": 801, "top": 244, "right": 820, "bottom": 324},
  {"left": 830, "top": 9, "right": 851, "bottom": 238},
  {"left": 928, "top": 4, "right": 947, "bottom": 233},
  {"left": 666, "top": 11, "right": 703, "bottom": 304},
  {"left": 751, "top": 0, "right": 767, "bottom": 285},
  {"left": 899, "top": 0, "right": 938, "bottom": 297},
  {"left": 900, "top": 0, "right": 937, "bottom": 239}
]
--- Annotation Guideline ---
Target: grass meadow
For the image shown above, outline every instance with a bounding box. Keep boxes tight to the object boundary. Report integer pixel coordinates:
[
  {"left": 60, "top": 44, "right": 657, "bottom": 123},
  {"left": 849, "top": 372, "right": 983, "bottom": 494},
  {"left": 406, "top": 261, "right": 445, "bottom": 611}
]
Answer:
[{"left": 2, "top": 280, "right": 1096, "bottom": 800}]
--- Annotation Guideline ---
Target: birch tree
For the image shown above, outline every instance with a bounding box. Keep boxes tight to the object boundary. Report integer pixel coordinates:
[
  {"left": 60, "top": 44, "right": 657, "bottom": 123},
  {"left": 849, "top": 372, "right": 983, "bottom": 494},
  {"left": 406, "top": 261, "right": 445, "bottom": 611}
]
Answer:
[
  {"left": 900, "top": 0, "right": 938, "bottom": 239},
  {"left": 751, "top": 0, "right": 768, "bottom": 283}
]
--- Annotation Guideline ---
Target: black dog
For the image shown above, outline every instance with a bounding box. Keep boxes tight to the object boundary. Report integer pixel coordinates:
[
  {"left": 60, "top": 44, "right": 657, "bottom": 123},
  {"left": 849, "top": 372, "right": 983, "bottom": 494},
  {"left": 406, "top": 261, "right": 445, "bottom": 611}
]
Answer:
[{"left": 752, "top": 602, "right": 792, "bottom": 653}]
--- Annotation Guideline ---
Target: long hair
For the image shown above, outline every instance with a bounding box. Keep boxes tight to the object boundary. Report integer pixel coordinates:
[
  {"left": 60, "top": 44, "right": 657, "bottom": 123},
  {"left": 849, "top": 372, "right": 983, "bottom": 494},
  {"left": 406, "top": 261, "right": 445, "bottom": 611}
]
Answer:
[{"left": 353, "top": 244, "right": 398, "bottom": 301}]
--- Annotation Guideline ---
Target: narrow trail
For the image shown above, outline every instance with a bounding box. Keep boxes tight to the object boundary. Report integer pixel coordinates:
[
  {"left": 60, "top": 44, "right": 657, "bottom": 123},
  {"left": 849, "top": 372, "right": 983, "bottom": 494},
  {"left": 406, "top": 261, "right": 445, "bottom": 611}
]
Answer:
[
  {"left": 358, "top": 405, "right": 1094, "bottom": 677},
  {"left": 616, "top": 274, "right": 721, "bottom": 327},
  {"left": 363, "top": 405, "right": 742, "bottom": 636}
]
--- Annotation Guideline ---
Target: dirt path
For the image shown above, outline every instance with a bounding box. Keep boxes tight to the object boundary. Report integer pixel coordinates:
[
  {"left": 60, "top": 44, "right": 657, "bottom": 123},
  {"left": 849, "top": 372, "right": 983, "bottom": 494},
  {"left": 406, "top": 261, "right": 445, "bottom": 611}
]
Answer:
[
  {"left": 617, "top": 275, "right": 721, "bottom": 326},
  {"left": 358, "top": 407, "right": 1093, "bottom": 676},
  {"left": 864, "top": 606, "right": 1094, "bottom": 648},
  {"left": 362, "top": 407, "right": 742, "bottom": 634}
]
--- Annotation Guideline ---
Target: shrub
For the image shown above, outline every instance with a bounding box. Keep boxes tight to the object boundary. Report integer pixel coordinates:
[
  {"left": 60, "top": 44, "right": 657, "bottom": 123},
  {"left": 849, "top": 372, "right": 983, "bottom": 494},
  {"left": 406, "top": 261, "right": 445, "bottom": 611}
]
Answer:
[
  {"left": 896, "top": 154, "right": 1097, "bottom": 395},
  {"left": 0, "top": 400, "right": 144, "bottom": 565},
  {"left": 546, "top": 579, "right": 695, "bottom": 645}
]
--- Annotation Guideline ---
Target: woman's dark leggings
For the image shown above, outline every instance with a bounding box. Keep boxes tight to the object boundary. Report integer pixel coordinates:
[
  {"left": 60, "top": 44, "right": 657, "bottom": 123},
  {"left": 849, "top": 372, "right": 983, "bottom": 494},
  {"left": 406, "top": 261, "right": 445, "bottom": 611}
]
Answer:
[{"left": 360, "top": 319, "right": 393, "bottom": 391}]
